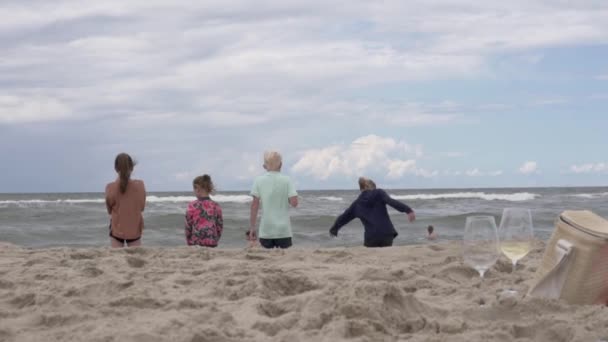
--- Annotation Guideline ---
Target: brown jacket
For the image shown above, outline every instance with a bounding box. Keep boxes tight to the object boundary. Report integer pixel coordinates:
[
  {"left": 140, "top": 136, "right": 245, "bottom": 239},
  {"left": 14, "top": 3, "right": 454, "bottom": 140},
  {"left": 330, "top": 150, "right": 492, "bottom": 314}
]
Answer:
[{"left": 105, "top": 179, "right": 146, "bottom": 239}]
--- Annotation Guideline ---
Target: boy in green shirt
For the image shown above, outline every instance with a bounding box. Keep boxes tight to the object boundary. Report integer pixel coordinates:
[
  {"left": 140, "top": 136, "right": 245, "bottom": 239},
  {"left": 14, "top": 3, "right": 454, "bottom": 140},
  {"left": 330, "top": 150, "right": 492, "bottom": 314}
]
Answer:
[{"left": 248, "top": 151, "right": 298, "bottom": 248}]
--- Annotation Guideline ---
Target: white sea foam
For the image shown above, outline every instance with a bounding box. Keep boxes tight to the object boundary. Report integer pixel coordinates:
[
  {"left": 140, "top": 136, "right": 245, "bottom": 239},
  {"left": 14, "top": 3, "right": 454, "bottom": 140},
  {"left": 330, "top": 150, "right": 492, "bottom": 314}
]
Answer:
[
  {"left": 0, "top": 194, "right": 253, "bottom": 205},
  {"left": 210, "top": 195, "right": 252, "bottom": 203},
  {"left": 0, "top": 199, "right": 105, "bottom": 204},
  {"left": 132, "top": 195, "right": 252, "bottom": 203},
  {"left": 145, "top": 196, "right": 194, "bottom": 203},
  {"left": 318, "top": 196, "right": 343, "bottom": 201},
  {"left": 570, "top": 192, "right": 608, "bottom": 199},
  {"left": 390, "top": 192, "right": 539, "bottom": 202}
]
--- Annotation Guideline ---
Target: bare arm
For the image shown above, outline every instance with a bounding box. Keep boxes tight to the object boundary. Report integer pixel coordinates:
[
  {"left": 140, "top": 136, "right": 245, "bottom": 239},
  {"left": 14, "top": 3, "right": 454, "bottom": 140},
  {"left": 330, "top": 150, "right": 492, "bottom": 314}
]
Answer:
[
  {"left": 140, "top": 181, "right": 146, "bottom": 212},
  {"left": 104, "top": 185, "right": 113, "bottom": 215},
  {"left": 216, "top": 206, "right": 224, "bottom": 239},
  {"left": 289, "top": 196, "right": 298, "bottom": 208},
  {"left": 249, "top": 196, "right": 260, "bottom": 239},
  {"left": 105, "top": 198, "right": 113, "bottom": 215}
]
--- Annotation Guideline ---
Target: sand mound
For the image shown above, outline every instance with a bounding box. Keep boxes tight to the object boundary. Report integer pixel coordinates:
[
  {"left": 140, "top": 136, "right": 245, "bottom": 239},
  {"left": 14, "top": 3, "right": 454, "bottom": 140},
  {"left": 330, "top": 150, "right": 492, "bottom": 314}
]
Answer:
[{"left": 0, "top": 242, "right": 607, "bottom": 341}]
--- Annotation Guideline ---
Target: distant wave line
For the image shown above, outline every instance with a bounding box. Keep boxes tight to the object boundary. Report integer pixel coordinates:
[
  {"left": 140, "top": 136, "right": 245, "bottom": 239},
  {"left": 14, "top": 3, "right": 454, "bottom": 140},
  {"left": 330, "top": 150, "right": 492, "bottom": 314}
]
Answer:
[
  {"left": 390, "top": 192, "right": 539, "bottom": 202},
  {"left": 317, "top": 196, "right": 343, "bottom": 201},
  {"left": 0, "top": 195, "right": 253, "bottom": 205},
  {"left": 569, "top": 192, "right": 608, "bottom": 199}
]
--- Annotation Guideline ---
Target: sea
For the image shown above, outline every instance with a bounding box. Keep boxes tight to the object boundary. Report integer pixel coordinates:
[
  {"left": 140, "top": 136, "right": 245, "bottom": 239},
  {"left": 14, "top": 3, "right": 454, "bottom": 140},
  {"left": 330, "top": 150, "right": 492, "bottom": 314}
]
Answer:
[{"left": 1, "top": 187, "right": 607, "bottom": 249}]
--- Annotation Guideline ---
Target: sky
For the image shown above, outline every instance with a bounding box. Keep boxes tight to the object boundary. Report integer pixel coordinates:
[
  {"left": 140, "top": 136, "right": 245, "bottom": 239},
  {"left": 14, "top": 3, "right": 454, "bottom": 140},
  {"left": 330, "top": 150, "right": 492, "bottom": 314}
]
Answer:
[{"left": 1, "top": 0, "right": 607, "bottom": 192}]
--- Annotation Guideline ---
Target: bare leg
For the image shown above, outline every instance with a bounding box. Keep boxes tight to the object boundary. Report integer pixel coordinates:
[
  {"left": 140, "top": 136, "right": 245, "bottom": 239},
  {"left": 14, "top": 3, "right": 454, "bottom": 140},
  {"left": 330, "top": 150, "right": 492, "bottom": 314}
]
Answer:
[
  {"left": 110, "top": 238, "right": 124, "bottom": 248},
  {"left": 127, "top": 239, "right": 141, "bottom": 247}
]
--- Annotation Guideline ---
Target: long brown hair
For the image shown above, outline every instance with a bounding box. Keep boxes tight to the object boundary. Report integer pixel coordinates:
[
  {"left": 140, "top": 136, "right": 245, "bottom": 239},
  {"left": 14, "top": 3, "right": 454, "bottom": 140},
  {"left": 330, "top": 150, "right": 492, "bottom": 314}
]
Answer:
[{"left": 114, "top": 153, "right": 135, "bottom": 194}]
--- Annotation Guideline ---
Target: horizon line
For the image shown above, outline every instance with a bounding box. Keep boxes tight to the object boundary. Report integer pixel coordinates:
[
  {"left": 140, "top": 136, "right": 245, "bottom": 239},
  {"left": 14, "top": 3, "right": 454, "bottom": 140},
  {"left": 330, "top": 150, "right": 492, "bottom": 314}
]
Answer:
[{"left": 1, "top": 184, "right": 607, "bottom": 195}]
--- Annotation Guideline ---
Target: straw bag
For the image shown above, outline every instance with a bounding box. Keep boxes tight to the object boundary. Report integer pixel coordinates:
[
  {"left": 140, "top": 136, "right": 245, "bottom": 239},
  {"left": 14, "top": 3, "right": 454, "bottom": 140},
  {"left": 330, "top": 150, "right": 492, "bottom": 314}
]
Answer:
[{"left": 528, "top": 210, "right": 608, "bottom": 305}]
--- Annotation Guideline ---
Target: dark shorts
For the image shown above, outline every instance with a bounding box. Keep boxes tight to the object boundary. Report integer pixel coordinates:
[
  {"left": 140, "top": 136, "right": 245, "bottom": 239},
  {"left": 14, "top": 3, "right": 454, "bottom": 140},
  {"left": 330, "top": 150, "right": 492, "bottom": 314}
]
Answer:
[
  {"left": 364, "top": 237, "right": 394, "bottom": 248},
  {"left": 259, "top": 237, "right": 292, "bottom": 249},
  {"left": 109, "top": 231, "right": 141, "bottom": 244},
  {"left": 109, "top": 223, "right": 140, "bottom": 244}
]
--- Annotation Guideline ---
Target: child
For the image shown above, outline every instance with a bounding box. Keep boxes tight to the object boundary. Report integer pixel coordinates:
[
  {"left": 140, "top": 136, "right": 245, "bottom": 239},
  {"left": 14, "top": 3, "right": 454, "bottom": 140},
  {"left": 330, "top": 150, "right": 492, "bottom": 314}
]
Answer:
[
  {"left": 427, "top": 225, "right": 438, "bottom": 240},
  {"left": 185, "top": 175, "right": 223, "bottom": 247}
]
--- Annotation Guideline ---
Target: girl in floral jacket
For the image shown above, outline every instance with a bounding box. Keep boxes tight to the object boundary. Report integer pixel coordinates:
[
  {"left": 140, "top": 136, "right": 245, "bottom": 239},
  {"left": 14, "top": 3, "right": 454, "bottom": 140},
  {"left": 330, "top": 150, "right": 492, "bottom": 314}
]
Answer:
[{"left": 185, "top": 175, "right": 223, "bottom": 247}]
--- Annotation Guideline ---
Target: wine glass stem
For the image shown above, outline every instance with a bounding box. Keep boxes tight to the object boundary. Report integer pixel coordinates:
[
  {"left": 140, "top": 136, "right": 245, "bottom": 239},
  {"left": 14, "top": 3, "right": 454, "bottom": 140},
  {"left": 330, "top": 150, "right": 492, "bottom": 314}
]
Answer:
[{"left": 512, "top": 261, "right": 517, "bottom": 273}]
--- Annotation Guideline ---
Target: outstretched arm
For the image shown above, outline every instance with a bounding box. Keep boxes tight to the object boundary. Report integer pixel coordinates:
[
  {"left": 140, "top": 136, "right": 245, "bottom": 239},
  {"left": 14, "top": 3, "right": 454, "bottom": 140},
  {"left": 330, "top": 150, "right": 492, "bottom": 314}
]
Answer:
[
  {"left": 379, "top": 190, "right": 416, "bottom": 222},
  {"left": 329, "top": 203, "right": 356, "bottom": 236}
]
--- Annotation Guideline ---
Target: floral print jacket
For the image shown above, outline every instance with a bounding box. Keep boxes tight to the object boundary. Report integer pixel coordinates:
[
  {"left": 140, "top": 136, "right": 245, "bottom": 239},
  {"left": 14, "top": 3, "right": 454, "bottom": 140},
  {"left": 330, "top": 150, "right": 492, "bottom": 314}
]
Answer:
[{"left": 185, "top": 197, "right": 223, "bottom": 246}]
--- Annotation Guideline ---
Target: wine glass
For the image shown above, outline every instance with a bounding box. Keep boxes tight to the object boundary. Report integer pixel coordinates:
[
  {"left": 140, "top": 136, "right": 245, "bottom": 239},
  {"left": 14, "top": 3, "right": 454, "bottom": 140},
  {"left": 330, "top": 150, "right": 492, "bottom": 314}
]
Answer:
[
  {"left": 463, "top": 216, "right": 500, "bottom": 279},
  {"left": 499, "top": 208, "right": 534, "bottom": 273}
]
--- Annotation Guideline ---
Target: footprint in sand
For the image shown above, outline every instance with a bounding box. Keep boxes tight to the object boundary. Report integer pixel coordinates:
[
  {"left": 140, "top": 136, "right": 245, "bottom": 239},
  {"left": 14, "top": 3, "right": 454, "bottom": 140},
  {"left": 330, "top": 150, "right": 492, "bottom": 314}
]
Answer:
[
  {"left": 260, "top": 273, "right": 319, "bottom": 298},
  {"left": 0, "top": 280, "right": 14, "bottom": 289},
  {"left": 81, "top": 267, "right": 104, "bottom": 278},
  {"left": 428, "top": 245, "right": 445, "bottom": 252},
  {"left": 126, "top": 256, "right": 146, "bottom": 268},
  {"left": 257, "top": 300, "right": 293, "bottom": 318},
  {"left": 438, "top": 265, "right": 479, "bottom": 283},
  {"left": 70, "top": 252, "right": 95, "bottom": 260},
  {"left": 10, "top": 293, "right": 36, "bottom": 309}
]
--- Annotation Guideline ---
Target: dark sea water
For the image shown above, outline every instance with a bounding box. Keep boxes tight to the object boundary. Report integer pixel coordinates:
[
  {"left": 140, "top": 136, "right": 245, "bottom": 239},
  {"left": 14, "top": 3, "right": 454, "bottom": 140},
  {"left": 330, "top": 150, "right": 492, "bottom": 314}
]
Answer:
[{"left": 1, "top": 187, "right": 607, "bottom": 248}]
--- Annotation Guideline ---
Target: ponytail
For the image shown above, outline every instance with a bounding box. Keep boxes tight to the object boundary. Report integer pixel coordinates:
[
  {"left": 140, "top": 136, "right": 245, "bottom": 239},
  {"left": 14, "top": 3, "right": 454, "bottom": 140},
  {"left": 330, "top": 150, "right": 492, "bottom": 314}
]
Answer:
[{"left": 114, "top": 153, "right": 135, "bottom": 194}]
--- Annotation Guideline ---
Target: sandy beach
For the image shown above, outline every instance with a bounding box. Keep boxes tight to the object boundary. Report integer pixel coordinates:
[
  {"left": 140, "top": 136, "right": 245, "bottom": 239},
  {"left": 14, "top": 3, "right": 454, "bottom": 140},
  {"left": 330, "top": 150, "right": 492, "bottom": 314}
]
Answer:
[{"left": 0, "top": 241, "right": 606, "bottom": 342}]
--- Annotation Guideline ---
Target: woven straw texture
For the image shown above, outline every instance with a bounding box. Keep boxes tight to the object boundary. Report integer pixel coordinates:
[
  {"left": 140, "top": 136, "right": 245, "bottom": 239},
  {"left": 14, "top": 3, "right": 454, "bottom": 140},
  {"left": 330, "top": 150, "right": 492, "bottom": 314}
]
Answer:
[{"left": 533, "top": 210, "right": 608, "bottom": 304}]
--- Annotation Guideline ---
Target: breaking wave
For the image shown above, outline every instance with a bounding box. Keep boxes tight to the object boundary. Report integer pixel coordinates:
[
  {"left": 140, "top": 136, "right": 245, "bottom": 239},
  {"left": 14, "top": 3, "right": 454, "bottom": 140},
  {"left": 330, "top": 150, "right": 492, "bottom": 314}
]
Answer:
[{"left": 390, "top": 192, "right": 539, "bottom": 202}]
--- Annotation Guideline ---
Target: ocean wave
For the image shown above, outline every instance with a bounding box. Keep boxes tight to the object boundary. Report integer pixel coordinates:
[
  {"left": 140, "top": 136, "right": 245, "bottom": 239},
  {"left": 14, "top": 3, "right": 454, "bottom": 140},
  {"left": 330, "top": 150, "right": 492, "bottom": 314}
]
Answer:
[
  {"left": 569, "top": 192, "right": 608, "bottom": 199},
  {"left": 131, "top": 195, "right": 253, "bottom": 203},
  {"left": 0, "top": 199, "right": 105, "bottom": 205},
  {"left": 317, "top": 196, "right": 343, "bottom": 201},
  {"left": 390, "top": 192, "right": 539, "bottom": 202},
  {"left": 0, "top": 194, "right": 253, "bottom": 206},
  {"left": 210, "top": 195, "right": 252, "bottom": 203}
]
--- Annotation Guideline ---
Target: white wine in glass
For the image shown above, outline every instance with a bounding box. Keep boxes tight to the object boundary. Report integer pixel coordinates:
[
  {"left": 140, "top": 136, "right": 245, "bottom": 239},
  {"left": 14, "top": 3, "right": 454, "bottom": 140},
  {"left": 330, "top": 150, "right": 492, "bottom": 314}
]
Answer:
[
  {"left": 499, "top": 208, "right": 534, "bottom": 272},
  {"left": 463, "top": 216, "right": 500, "bottom": 279}
]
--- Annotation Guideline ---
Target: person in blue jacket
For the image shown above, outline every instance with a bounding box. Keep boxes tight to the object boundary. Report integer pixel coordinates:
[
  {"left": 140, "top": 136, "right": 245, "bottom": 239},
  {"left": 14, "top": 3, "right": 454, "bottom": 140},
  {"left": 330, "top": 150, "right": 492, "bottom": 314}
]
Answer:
[{"left": 329, "top": 177, "right": 416, "bottom": 247}]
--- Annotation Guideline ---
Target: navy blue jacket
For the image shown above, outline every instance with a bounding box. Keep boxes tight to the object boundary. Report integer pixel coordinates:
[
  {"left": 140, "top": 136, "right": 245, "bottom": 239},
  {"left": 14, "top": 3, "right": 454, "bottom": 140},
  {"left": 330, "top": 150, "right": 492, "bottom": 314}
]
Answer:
[{"left": 329, "top": 189, "right": 413, "bottom": 241}]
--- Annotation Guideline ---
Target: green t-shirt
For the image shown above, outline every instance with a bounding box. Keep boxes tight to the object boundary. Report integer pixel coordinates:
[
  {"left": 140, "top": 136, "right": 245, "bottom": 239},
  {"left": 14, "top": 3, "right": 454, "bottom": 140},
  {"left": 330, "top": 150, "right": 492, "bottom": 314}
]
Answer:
[{"left": 250, "top": 172, "right": 298, "bottom": 239}]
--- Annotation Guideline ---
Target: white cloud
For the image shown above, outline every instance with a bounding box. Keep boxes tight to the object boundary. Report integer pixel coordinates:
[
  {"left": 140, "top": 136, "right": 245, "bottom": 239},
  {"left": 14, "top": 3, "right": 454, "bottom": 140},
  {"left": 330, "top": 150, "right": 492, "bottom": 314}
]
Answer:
[
  {"left": 442, "top": 152, "right": 466, "bottom": 158},
  {"left": 382, "top": 114, "right": 460, "bottom": 127},
  {"left": 464, "top": 168, "right": 504, "bottom": 177},
  {"left": 0, "top": 95, "right": 71, "bottom": 123},
  {"left": 596, "top": 74, "right": 608, "bottom": 80},
  {"left": 569, "top": 163, "right": 608, "bottom": 174},
  {"left": 292, "top": 135, "right": 436, "bottom": 180},
  {"left": 173, "top": 171, "right": 195, "bottom": 182},
  {"left": 519, "top": 161, "right": 539, "bottom": 175},
  {"left": 2, "top": 0, "right": 607, "bottom": 127},
  {"left": 466, "top": 168, "right": 482, "bottom": 177}
]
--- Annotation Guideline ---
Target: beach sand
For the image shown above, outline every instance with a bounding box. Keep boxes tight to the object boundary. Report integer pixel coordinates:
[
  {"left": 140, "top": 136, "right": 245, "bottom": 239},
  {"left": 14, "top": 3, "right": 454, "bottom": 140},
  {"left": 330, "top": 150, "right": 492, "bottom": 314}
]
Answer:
[{"left": 0, "top": 241, "right": 606, "bottom": 342}]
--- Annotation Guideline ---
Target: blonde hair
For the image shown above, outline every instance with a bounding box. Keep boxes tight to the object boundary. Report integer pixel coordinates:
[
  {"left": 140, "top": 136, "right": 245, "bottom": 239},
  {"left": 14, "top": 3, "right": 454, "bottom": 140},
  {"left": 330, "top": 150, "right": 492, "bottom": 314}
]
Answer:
[
  {"left": 358, "top": 177, "right": 376, "bottom": 191},
  {"left": 263, "top": 151, "right": 282, "bottom": 171}
]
